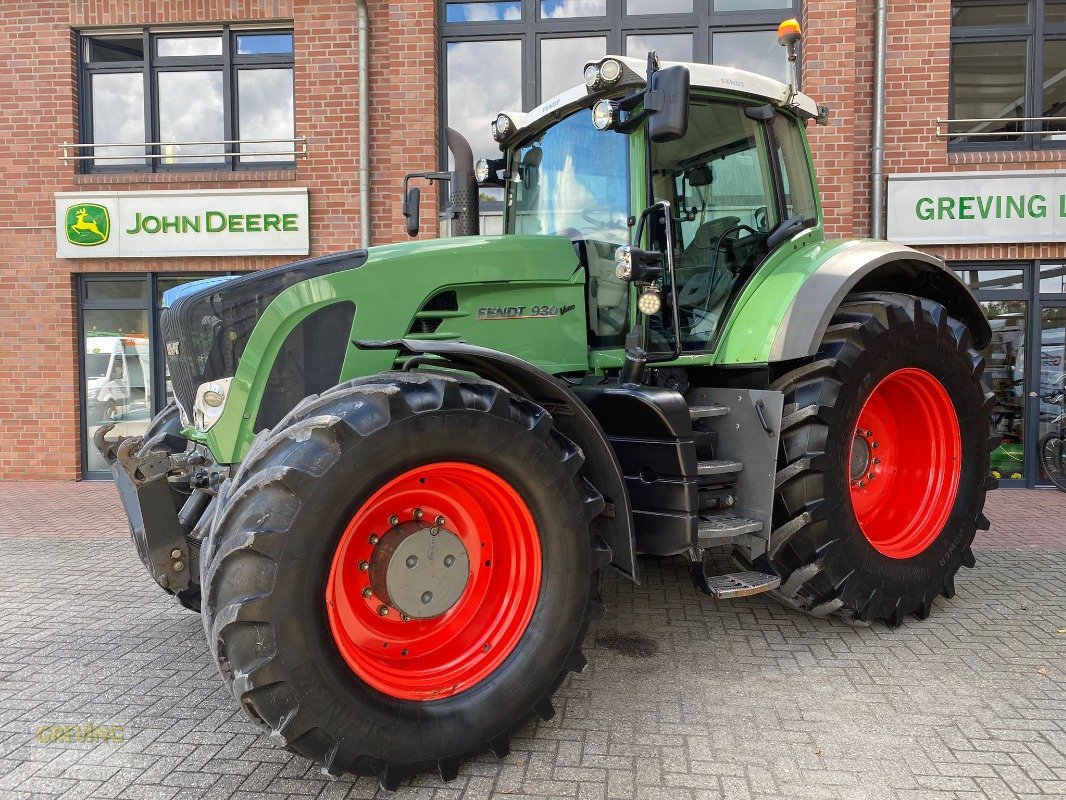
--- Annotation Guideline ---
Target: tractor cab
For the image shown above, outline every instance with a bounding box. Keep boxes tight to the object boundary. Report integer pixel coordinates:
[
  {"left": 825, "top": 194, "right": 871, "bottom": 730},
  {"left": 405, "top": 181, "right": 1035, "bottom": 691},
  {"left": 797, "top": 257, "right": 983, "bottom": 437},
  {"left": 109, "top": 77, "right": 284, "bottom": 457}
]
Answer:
[{"left": 484, "top": 50, "right": 823, "bottom": 363}]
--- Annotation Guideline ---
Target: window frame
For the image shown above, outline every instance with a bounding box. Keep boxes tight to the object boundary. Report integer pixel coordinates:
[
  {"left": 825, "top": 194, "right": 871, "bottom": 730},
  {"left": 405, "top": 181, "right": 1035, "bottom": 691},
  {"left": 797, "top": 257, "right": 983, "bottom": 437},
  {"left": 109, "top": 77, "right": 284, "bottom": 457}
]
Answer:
[
  {"left": 950, "top": 0, "right": 1066, "bottom": 151},
  {"left": 77, "top": 24, "right": 295, "bottom": 173}
]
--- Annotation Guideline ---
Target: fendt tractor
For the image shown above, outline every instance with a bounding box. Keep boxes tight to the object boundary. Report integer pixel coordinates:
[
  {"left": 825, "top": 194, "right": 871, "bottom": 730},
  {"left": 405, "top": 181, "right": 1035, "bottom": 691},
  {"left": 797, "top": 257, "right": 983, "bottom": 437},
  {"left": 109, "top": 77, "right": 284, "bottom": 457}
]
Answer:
[{"left": 98, "top": 22, "right": 995, "bottom": 790}]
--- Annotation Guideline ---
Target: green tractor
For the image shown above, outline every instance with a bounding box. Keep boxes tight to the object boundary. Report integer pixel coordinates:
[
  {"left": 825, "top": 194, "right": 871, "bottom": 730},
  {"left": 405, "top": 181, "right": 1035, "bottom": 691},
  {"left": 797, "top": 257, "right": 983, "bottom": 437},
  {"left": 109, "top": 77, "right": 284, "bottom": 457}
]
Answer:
[{"left": 98, "top": 28, "right": 995, "bottom": 791}]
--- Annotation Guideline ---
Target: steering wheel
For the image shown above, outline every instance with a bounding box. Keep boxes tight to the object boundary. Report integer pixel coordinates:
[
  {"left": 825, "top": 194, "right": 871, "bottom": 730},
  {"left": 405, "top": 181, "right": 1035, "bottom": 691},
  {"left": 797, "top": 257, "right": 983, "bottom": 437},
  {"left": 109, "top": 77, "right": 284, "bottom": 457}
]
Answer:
[{"left": 581, "top": 207, "right": 625, "bottom": 228}]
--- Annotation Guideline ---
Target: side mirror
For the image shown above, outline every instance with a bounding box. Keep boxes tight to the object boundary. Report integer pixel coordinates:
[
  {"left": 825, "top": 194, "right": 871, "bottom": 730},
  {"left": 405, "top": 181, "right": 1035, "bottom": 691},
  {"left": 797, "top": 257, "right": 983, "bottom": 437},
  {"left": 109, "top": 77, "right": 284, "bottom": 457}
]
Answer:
[
  {"left": 647, "top": 65, "right": 690, "bottom": 143},
  {"left": 403, "top": 186, "right": 421, "bottom": 237}
]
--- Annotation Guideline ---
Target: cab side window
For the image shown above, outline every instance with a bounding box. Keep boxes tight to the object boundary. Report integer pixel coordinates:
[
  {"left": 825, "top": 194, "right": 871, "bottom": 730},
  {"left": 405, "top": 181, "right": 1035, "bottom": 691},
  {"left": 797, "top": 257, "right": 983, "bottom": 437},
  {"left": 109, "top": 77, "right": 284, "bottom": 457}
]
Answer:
[
  {"left": 650, "top": 100, "right": 777, "bottom": 352},
  {"left": 771, "top": 114, "right": 818, "bottom": 224}
]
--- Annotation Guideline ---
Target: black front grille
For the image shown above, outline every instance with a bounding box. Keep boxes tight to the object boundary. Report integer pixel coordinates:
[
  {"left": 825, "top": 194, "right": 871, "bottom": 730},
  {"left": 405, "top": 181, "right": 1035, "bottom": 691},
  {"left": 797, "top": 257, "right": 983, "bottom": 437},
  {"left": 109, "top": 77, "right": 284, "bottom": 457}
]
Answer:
[{"left": 164, "top": 249, "right": 367, "bottom": 421}]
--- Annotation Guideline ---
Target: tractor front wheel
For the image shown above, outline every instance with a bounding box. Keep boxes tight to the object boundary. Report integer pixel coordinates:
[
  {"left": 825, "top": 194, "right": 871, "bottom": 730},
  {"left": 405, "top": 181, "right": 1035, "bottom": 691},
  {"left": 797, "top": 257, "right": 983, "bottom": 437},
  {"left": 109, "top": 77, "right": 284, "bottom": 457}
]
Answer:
[
  {"left": 200, "top": 372, "right": 604, "bottom": 788},
  {"left": 767, "top": 292, "right": 995, "bottom": 625}
]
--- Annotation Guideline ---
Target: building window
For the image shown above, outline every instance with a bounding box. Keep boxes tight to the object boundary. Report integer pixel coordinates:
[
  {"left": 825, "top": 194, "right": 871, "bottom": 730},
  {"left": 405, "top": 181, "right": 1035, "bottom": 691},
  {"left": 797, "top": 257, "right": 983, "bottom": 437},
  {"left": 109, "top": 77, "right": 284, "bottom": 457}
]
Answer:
[
  {"left": 949, "top": 0, "right": 1066, "bottom": 149},
  {"left": 440, "top": 0, "right": 798, "bottom": 227},
  {"left": 953, "top": 260, "right": 1066, "bottom": 487},
  {"left": 77, "top": 26, "right": 295, "bottom": 172}
]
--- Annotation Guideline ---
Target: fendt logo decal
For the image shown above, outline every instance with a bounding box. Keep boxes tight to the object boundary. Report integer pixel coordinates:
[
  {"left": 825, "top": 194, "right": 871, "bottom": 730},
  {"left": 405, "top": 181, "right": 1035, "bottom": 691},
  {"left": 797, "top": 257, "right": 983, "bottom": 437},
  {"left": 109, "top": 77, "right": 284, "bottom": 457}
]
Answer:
[
  {"left": 65, "top": 204, "right": 110, "bottom": 246},
  {"left": 477, "top": 304, "right": 576, "bottom": 320}
]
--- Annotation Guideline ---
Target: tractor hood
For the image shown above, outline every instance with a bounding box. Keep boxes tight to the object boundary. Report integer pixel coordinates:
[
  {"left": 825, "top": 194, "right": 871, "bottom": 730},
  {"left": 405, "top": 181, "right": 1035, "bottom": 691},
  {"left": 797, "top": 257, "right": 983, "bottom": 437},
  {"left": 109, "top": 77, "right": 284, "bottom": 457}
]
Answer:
[{"left": 161, "top": 235, "right": 585, "bottom": 432}]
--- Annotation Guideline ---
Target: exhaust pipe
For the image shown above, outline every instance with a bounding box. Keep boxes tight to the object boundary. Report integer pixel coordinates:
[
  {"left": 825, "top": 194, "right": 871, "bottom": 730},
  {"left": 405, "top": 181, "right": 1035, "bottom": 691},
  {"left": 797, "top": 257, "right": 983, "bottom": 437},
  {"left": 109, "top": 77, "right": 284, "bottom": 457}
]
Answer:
[{"left": 445, "top": 127, "right": 480, "bottom": 237}]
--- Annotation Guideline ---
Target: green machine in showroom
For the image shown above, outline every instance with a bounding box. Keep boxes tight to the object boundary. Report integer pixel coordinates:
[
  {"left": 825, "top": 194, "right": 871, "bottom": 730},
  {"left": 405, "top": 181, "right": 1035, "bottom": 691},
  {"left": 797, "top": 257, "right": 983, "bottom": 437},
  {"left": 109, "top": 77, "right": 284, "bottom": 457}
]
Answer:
[{"left": 98, "top": 22, "right": 995, "bottom": 790}]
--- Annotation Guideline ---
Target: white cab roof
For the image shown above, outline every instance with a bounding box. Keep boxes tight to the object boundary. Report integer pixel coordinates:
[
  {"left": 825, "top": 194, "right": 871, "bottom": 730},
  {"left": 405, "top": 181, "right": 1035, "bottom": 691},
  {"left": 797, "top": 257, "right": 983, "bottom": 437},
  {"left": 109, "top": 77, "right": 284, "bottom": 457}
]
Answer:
[{"left": 495, "top": 55, "right": 820, "bottom": 148}]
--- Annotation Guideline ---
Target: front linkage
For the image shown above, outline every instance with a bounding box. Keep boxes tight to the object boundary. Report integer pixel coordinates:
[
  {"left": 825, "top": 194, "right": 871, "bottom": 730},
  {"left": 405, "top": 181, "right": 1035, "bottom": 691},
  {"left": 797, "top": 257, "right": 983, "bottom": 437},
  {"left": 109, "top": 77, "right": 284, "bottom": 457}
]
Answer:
[{"left": 95, "top": 407, "right": 219, "bottom": 606}]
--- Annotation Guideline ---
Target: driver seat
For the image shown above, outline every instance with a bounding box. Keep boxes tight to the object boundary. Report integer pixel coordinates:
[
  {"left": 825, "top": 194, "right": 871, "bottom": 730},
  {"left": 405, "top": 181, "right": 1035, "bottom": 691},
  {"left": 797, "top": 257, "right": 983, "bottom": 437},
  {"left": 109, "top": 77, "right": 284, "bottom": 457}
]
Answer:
[{"left": 675, "top": 216, "right": 739, "bottom": 308}]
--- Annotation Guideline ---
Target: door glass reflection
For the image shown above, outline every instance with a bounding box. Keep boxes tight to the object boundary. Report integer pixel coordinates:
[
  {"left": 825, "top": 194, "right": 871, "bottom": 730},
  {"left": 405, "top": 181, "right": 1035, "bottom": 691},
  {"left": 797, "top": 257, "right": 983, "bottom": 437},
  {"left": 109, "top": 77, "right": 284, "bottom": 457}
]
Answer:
[
  {"left": 982, "top": 301, "right": 1028, "bottom": 480},
  {"left": 1037, "top": 306, "right": 1066, "bottom": 483},
  {"left": 83, "top": 309, "right": 151, "bottom": 473}
]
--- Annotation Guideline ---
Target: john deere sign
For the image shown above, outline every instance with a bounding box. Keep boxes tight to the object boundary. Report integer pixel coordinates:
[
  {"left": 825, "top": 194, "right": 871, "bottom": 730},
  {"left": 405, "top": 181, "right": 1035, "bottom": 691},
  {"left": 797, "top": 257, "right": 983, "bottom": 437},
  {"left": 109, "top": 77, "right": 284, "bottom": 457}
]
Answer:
[
  {"left": 887, "top": 170, "right": 1066, "bottom": 245},
  {"left": 55, "top": 188, "right": 309, "bottom": 258},
  {"left": 65, "top": 204, "right": 110, "bottom": 247}
]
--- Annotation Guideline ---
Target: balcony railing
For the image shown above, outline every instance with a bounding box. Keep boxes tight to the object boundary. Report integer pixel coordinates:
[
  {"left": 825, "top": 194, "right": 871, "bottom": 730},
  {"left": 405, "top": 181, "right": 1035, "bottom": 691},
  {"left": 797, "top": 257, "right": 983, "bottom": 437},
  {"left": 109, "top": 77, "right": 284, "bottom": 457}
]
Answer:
[
  {"left": 936, "top": 117, "right": 1066, "bottom": 140},
  {"left": 60, "top": 137, "right": 308, "bottom": 163}
]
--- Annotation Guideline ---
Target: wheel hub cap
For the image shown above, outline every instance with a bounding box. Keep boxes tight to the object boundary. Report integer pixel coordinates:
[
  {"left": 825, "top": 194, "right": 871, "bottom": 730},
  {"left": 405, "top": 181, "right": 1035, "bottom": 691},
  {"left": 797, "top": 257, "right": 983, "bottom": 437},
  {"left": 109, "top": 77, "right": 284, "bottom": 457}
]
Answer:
[{"left": 369, "top": 522, "right": 470, "bottom": 619}]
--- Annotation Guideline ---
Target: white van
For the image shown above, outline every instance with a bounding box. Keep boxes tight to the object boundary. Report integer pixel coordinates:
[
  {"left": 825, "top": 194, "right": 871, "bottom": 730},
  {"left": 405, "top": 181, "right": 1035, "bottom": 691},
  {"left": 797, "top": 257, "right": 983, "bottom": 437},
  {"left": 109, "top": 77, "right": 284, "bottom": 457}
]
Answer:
[{"left": 85, "top": 335, "right": 150, "bottom": 423}]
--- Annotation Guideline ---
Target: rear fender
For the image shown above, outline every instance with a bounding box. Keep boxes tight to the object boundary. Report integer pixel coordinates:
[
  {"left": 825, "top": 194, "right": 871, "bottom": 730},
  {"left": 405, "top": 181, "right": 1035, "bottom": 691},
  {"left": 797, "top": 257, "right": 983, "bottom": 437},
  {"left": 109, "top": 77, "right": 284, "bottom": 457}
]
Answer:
[
  {"left": 357, "top": 339, "right": 639, "bottom": 582},
  {"left": 769, "top": 241, "right": 991, "bottom": 361},
  {"left": 715, "top": 239, "right": 991, "bottom": 365}
]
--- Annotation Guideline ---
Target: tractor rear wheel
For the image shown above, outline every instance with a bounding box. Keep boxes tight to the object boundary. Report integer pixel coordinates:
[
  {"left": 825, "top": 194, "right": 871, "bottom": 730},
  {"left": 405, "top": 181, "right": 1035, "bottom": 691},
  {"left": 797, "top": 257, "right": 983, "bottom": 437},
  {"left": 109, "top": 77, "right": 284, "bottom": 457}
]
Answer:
[
  {"left": 767, "top": 292, "right": 995, "bottom": 626},
  {"left": 200, "top": 372, "right": 605, "bottom": 789}
]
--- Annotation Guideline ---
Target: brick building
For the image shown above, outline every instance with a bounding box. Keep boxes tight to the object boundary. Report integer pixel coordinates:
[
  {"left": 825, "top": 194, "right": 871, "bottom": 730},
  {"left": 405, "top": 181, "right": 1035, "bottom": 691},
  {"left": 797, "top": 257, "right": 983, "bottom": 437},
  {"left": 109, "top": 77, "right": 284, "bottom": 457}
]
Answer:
[{"left": 0, "top": 0, "right": 1063, "bottom": 487}]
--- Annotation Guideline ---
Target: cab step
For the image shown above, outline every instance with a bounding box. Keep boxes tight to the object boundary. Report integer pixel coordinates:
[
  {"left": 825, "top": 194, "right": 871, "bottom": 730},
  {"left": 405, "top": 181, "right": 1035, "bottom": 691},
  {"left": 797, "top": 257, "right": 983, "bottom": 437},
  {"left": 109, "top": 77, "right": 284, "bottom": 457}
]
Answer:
[
  {"left": 693, "top": 570, "right": 782, "bottom": 599},
  {"left": 689, "top": 403, "right": 729, "bottom": 421},
  {"left": 696, "top": 512, "right": 763, "bottom": 546},
  {"left": 696, "top": 459, "right": 743, "bottom": 477}
]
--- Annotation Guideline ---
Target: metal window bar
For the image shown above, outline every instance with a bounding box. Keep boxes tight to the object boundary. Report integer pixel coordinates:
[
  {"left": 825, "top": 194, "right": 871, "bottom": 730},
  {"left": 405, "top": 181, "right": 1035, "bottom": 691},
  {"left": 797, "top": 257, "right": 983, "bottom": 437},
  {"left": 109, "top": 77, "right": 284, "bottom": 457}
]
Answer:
[
  {"left": 936, "top": 117, "right": 1066, "bottom": 138},
  {"left": 61, "top": 137, "right": 307, "bottom": 161}
]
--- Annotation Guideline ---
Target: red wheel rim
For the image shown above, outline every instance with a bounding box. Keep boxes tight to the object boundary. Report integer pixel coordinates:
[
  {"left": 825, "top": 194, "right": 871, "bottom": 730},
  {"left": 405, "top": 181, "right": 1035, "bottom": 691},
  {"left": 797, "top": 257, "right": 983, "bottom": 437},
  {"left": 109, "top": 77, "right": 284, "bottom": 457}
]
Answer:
[
  {"left": 848, "top": 368, "right": 962, "bottom": 559},
  {"left": 325, "top": 462, "right": 542, "bottom": 701}
]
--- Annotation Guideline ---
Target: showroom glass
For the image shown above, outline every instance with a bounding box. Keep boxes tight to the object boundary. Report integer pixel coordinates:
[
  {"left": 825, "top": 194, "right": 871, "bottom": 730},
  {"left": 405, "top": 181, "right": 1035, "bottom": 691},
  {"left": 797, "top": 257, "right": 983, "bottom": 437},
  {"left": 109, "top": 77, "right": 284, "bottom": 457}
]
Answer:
[
  {"left": 79, "top": 274, "right": 242, "bottom": 478},
  {"left": 439, "top": 0, "right": 800, "bottom": 175},
  {"left": 626, "top": 33, "right": 693, "bottom": 62},
  {"left": 540, "top": 36, "right": 607, "bottom": 101},
  {"left": 950, "top": 0, "right": 1066, "bottom": 148},
  {"left": 81, "top": 307, "right": 152, "bottom": 474},
  {"left": 982, "top": 300, "right": 1030, "bottom": 480},
  {"left": 1037, "top": 306, "right": 1066, "bottom": 484},
  {"left": 953, "top": 261, "right": 1066, "bottom": 486},
  {"left": 78, "top": 27, "right": 294, "bottom": 171}
]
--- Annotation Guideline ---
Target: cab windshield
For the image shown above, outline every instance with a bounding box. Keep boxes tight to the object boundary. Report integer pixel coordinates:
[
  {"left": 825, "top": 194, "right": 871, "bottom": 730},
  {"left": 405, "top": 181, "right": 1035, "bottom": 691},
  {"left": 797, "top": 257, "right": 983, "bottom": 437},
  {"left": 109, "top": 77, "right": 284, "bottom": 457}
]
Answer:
[
  {"left": 507, "top": 109, "right": 632, "bottom": 346},
  {"left": 506, "top": 110, "right": 629, "bottom": 245}
]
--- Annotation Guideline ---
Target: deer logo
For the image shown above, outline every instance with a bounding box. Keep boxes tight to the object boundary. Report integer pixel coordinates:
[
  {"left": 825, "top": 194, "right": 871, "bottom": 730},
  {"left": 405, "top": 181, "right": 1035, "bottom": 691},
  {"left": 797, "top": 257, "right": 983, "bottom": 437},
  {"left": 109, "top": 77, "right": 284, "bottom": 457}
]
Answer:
[{"left": 65, "top": 204, "right": 110, "bottom": 246}]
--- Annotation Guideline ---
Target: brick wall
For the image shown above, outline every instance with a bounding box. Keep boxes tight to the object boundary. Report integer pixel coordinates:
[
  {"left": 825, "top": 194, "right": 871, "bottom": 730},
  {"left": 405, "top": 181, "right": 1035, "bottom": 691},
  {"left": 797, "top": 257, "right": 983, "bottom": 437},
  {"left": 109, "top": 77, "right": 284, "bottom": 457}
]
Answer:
[
  {"left": 804, "top": 0, "right": 1066, "bottom": 260},
  {"left": 0, "top": 1, "right": 438, "bottom": 479}
]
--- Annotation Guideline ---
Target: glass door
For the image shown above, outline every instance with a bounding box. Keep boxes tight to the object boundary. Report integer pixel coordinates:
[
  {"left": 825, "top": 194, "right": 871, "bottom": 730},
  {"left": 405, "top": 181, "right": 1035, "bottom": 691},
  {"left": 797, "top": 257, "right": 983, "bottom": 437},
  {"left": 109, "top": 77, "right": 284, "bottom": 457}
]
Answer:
[
  {"left": 1036, "top": 303, "right": 1066, "bottom": 485},
  {"left": 79, "top": 278, "right": 153, "bottom": 477}
]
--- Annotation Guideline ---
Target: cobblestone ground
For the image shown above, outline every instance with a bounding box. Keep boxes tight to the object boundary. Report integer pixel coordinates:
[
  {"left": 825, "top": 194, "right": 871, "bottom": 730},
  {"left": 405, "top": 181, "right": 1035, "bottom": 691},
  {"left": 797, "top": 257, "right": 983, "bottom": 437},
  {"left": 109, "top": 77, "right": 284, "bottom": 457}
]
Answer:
[{"left": 0, "top": 483, "right": 1063, "bottom": 800}]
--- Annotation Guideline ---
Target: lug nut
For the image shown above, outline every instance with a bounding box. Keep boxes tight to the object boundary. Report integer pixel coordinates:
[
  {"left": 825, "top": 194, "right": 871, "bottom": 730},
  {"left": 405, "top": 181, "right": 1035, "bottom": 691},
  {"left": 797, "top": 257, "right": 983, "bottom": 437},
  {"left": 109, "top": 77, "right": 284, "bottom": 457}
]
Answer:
[
  {"left": 444, "top": 555, "right": 455, "bottom": 568},
  {"left": 873, "top": 458, "right": 881, "bottom": 465},
  {"left": 435, "top": 515, "right": 445, "bottom": 526},
  {"left": 377, "top": 605, "right": 389, "bottom": 616},
  {"left": 871, "top": 442, "right": 880, "bottom": 449},
  {"left": 368, "top": 535, "right": 379, "bottom": 545},
  {"left": 421, "top": 591, "right": 433, "bottom": 605},
  {"left": 406, "top": 555, "right": 418, "bottom": 568},
  {"left": 868, "top": 472, "right": 875, "bottom": 480},
  {"left": 401, "top": 614, "right": 411, "bottom": 622},
  {"left": 413, "top": 508, "right": 423, "bottom": 519},
  {"left": 865, "top": 429, "right": 873, "bottom": 437},
  {"left": 362, "top": 587, "right": 373, "bottom": 598},
  {"left": 359, "top": 561, "right": 369, "bottom": 572},
  {"left": 173, "top": 561, "right": 184, "bottom": 571},
  {"left": 388, "top": 515, "right": 399, "bottom": 526},
  {"left": 170, "top": 548, "right": 182, "bottom": 559},
  {"left": 858, "top": 480, "right": 866, "bottom": 488}
]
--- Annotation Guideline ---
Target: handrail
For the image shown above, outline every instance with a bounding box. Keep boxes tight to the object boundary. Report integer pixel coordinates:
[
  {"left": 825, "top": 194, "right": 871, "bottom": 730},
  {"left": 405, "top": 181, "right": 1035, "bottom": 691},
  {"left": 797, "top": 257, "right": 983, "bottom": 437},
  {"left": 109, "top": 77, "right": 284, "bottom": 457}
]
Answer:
[
  {"left": 60, "top": 137, "right": 307, "bottom": 161},
  {"left": 935, "top": 117, "right": 1066, "bottom": 139}
]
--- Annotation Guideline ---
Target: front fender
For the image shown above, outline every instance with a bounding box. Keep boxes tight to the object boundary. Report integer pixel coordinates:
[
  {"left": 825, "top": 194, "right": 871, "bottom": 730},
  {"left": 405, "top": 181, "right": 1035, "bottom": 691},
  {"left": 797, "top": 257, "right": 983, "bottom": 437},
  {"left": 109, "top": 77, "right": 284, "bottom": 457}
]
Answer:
[{"left": 357, "top": 338, "right": 639, "bottom": 583}]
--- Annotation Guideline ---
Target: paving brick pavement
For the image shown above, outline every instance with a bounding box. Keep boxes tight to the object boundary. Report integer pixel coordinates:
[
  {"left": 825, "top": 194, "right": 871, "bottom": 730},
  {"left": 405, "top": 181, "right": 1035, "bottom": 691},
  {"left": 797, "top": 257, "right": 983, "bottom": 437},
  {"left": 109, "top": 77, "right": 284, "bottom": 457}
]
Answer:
[{"left": 0, "top": 482, "right": 1063, "bottom": 799}]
